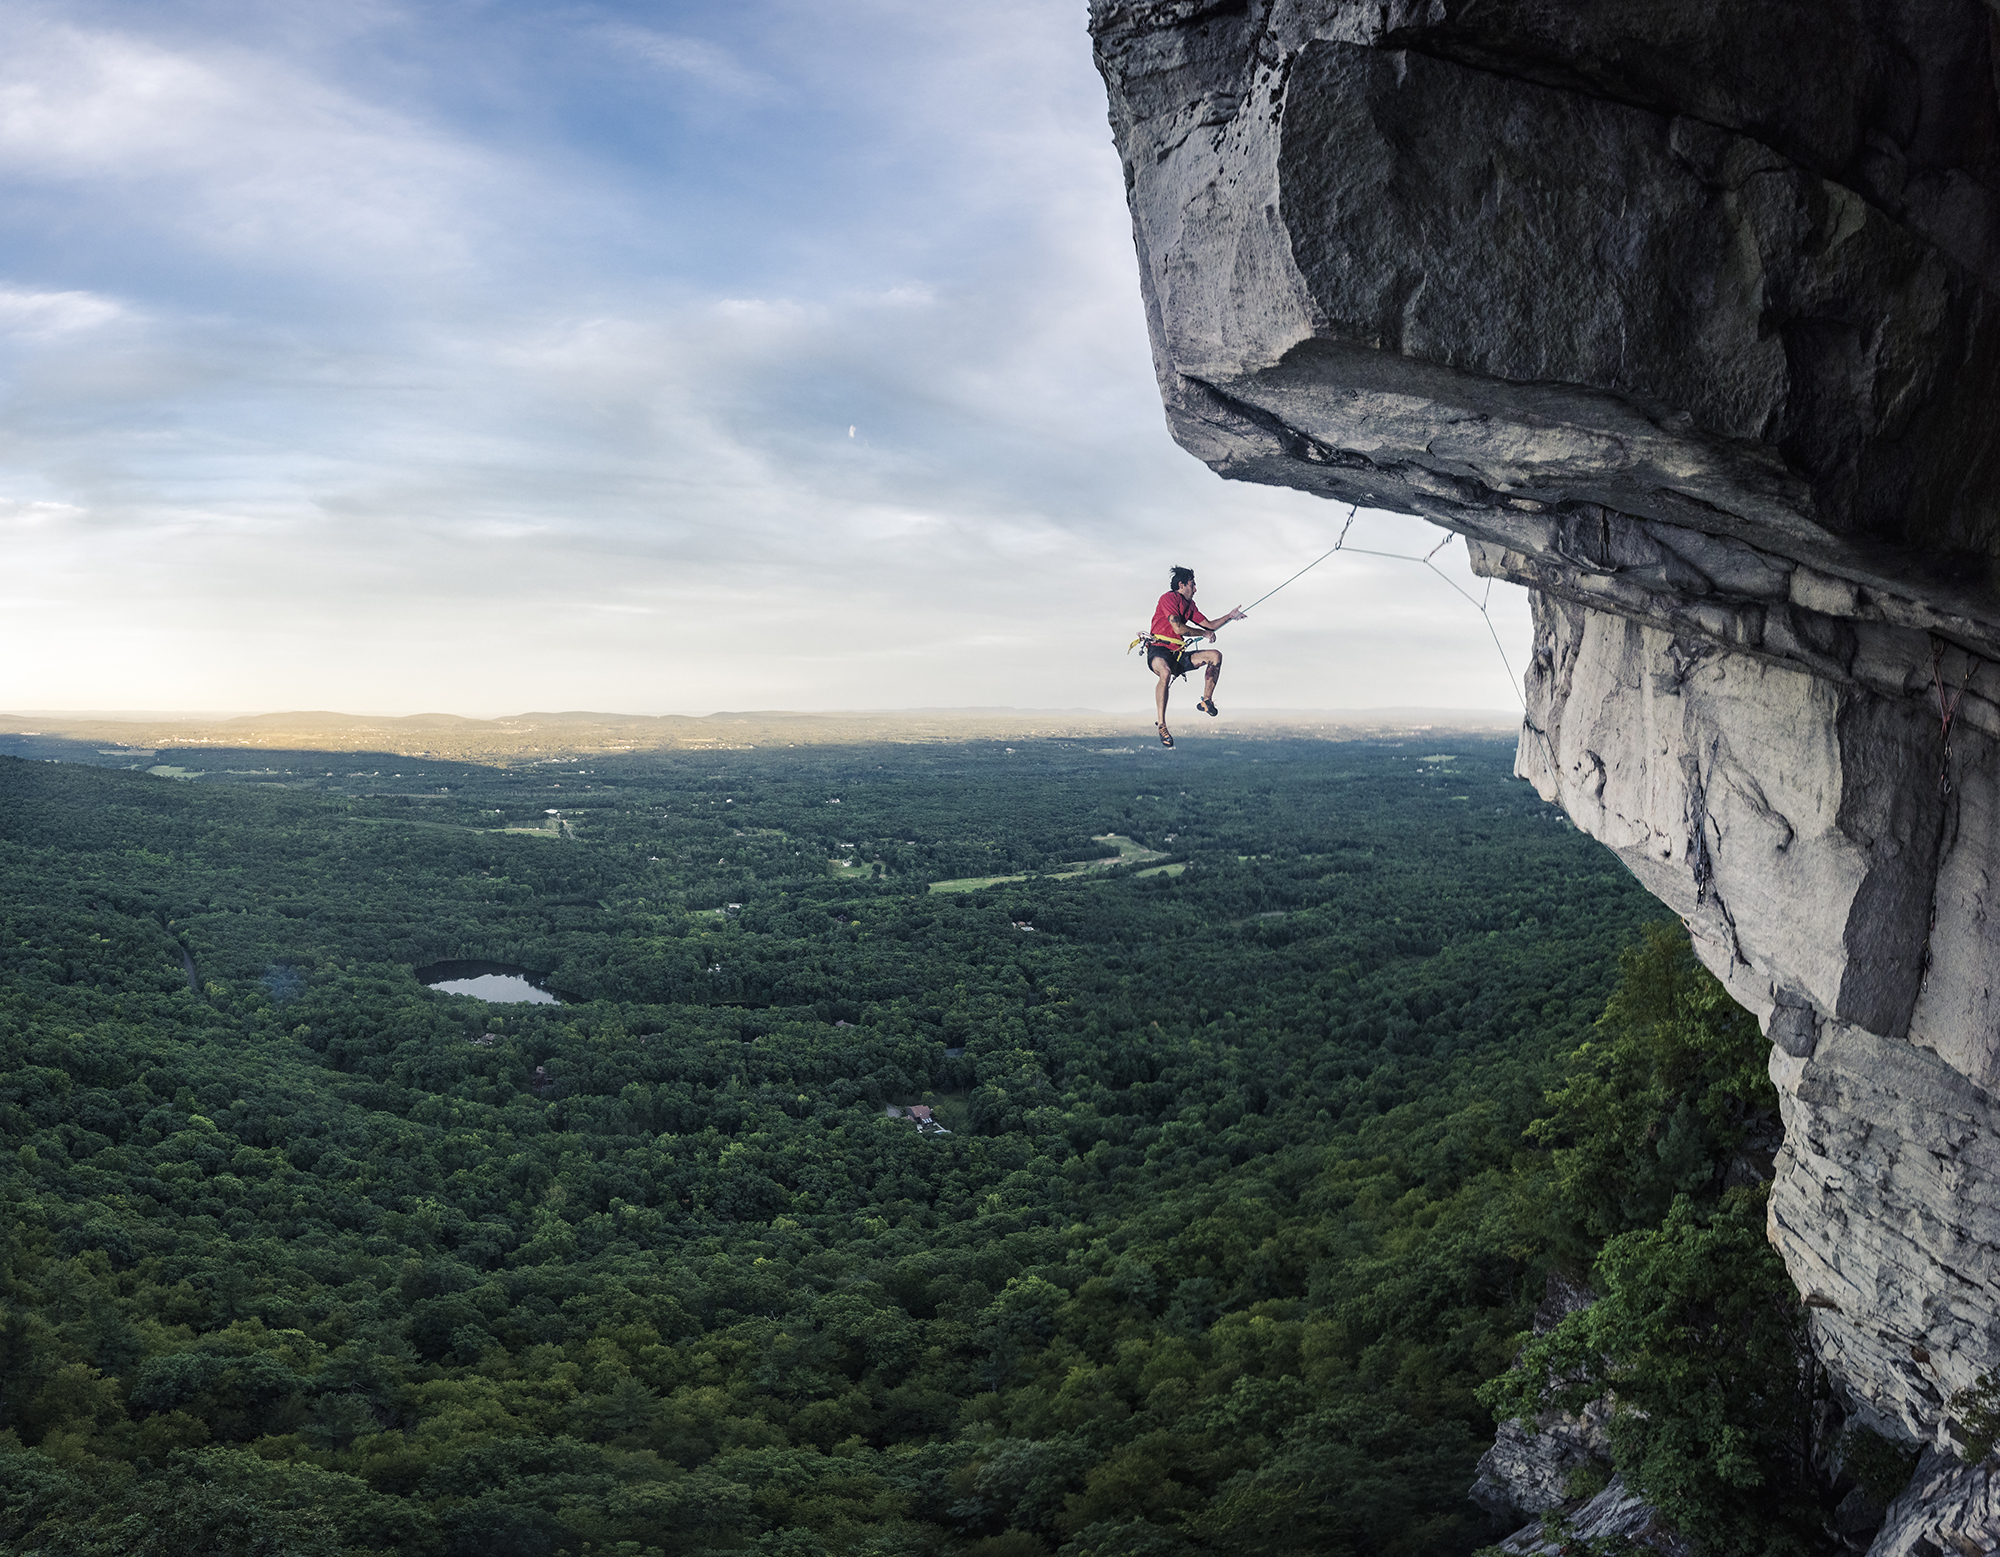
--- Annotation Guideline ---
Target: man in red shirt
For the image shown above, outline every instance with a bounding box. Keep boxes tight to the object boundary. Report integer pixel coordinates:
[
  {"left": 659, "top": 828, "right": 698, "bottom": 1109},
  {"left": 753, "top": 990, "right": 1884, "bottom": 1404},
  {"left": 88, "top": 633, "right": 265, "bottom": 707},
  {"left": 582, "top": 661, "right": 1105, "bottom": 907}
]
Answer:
[{"left": 1145, "top": 566, "right": 1243, "bottom": 746}]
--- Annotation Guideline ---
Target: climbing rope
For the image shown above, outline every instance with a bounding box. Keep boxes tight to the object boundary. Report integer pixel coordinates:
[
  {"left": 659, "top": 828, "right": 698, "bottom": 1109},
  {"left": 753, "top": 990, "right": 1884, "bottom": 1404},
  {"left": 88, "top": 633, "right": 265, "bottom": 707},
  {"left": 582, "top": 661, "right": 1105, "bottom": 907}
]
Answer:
[
  {"left": 1236, "top": 509, "right": 1360, "bottom": 615},
  {"left": 1240, "top": 503, "right": 1529, "bottom": 713}
]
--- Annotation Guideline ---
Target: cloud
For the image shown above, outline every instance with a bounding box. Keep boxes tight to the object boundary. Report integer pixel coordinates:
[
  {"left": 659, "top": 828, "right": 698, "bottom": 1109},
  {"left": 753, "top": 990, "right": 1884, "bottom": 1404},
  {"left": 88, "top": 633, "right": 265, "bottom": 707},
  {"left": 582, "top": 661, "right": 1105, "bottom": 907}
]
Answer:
[
  {"left": 592, "top": 22, "right": 774, "bottom": 96},
  {"left": 0, "top": 0, "right": 1531, "bottom": 718},
  {"left": 0, "top": 495, "right": 84, "bottom": 526},
  {"left": 0, "top": 286, "right": 124, "bottom": 337},
  {"left": 0, "top": 6, "right": 499, "bottom": 279}
]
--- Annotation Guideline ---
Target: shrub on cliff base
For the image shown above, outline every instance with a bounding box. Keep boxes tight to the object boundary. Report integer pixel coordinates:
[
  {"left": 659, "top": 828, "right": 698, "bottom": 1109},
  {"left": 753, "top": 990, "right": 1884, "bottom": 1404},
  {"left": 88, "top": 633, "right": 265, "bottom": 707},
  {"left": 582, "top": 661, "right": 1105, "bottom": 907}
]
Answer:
[
  {"left": 1838, "top": 1424, "right": 1921, "bottom": 1502},
  {"left": 1948, "top": 1373, "right": 2000, "bottom": 1463},
  {"left": 1529, "top": 923, "right": 1776, "bottom": 1252},
  {"left": 1481, "top": 1189, "right": 1818, "bottom": 1557}
]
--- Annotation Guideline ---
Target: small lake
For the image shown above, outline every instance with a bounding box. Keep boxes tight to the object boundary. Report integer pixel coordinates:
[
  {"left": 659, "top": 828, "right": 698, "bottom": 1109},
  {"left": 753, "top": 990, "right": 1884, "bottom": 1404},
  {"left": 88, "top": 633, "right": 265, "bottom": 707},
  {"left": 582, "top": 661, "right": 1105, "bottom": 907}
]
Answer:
[{"left": 416, "top": 960, "right": 564, "bottom": 1004}]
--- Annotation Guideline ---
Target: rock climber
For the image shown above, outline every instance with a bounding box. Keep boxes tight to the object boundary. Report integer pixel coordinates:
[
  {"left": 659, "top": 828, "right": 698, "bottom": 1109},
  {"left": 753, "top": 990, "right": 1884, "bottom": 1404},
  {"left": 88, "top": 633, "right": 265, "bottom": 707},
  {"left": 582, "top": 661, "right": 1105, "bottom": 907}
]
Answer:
[{"left": 1144, "top": 566, "right": 1244, "bottom": 747}]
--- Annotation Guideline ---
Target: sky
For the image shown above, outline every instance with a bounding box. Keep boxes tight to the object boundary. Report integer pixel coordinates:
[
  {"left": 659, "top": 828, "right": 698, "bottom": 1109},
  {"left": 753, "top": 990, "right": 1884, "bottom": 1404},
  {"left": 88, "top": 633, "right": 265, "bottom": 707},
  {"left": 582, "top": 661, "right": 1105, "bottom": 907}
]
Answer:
[{"left": 0, "top": 0, "right": 1532, "bottom": 718}]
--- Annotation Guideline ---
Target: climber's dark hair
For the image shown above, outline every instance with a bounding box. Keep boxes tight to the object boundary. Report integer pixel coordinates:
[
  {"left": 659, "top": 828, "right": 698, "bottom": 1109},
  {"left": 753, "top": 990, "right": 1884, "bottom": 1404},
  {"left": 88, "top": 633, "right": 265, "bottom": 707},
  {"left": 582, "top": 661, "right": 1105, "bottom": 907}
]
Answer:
[{"left": 1169, "top": 566, "right": 1195, "bottom": 589}]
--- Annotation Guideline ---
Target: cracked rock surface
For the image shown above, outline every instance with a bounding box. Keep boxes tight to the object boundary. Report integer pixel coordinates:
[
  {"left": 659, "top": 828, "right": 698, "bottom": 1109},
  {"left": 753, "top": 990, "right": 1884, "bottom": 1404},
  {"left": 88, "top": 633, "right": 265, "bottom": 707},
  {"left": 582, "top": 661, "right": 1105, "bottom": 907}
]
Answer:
[
  {"left": 1471, "top": 1274, "right": 1613, "bottom": 1525},
  {"left": 1871, "top": 1447, "right": 2000, "bottom": 1557},
  {"left": 1092, "top": 0, "right": 2000, "bottom": 1534},
  {"left": 1495, "top": 1477, "right": 1693, "bottom": 1557}
]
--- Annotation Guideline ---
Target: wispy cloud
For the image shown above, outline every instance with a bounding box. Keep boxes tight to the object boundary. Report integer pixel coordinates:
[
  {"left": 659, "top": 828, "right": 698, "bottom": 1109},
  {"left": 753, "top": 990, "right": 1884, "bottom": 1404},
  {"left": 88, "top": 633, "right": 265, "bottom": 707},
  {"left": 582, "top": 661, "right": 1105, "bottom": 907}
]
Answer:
[
  {"left": 592, "top": 21, "right": 774, "bottom": 96},
  {"left": 0, "top": 6, "right": 508, "bottom": 288},
  {"left": 0, "top": 287, "right": 124, "bottom": 337}
]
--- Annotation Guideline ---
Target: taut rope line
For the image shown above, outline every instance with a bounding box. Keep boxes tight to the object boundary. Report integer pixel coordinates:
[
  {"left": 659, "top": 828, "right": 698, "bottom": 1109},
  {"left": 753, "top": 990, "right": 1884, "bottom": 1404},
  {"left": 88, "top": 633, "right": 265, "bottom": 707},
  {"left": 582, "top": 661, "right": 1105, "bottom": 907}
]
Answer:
[
  {"left": 1239, "top": 504, "right": 1527, "bottom": 713},
  {"left": 1237, "top": 507, "right": 1358, "bottom": 616}
]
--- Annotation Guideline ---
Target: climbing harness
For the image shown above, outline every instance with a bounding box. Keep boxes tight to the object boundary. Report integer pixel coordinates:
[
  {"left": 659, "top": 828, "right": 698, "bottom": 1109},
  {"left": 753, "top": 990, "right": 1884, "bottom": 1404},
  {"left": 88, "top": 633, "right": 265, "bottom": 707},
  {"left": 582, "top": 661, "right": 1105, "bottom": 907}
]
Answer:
[{"left": 1130, "top": 635, "right": 1197, "bottom": 681}]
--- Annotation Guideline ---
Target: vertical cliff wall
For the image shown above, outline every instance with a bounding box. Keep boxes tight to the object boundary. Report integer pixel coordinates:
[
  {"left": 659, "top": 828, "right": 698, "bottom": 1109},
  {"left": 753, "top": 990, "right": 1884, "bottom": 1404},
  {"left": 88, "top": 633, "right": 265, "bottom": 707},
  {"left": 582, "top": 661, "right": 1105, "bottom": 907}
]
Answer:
[{"left": 1092, "top": 0, "right": 2000, "bottom": 1476}]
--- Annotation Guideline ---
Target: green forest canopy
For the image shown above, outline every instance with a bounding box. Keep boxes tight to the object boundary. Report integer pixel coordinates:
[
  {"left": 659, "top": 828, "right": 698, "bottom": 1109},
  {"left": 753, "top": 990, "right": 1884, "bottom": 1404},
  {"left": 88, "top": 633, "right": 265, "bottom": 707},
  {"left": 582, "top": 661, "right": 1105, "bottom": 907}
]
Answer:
[{"left": 0, "top": 733, "right": 1786, "bottom": 1556}]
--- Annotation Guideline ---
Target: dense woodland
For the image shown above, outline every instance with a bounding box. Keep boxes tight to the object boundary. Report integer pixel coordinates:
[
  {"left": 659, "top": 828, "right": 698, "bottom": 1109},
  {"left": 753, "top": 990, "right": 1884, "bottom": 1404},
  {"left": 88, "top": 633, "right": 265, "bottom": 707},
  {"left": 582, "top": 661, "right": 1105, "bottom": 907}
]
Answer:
[{"left": 0, "top": 734, "right": 1829, "bottom": 1555}]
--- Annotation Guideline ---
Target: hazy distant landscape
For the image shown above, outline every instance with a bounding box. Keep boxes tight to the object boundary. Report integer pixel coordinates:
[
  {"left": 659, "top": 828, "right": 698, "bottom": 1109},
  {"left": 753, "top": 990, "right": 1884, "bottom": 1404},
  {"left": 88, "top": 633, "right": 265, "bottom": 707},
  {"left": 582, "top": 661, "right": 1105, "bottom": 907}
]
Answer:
[{"left": 0, "top": 708, "right": 1524, "bottom": 769}]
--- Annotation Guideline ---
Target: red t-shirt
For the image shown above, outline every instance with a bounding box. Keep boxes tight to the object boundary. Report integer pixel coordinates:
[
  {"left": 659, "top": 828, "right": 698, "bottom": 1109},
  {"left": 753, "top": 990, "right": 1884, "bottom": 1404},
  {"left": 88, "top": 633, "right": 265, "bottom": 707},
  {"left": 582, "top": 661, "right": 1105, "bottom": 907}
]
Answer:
[{"left": 1151, "top": 590, "right": 1212, "bottom": 644}]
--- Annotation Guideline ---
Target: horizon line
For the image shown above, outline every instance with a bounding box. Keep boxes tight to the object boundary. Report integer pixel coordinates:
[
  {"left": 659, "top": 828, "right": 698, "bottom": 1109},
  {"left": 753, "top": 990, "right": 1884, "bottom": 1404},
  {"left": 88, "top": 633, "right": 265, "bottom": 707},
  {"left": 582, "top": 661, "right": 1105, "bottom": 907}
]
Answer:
[{"left": 1, "top": 703, "right": 1524, "bottom": 723}]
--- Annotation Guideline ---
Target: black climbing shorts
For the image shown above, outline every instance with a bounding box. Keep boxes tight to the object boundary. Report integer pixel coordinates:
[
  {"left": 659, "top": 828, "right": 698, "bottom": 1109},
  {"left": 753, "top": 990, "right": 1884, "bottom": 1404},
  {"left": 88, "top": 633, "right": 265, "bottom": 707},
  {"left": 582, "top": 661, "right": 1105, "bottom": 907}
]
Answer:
[{"left": 1147, "top": 645, "right": 1192, "bottom": 678}]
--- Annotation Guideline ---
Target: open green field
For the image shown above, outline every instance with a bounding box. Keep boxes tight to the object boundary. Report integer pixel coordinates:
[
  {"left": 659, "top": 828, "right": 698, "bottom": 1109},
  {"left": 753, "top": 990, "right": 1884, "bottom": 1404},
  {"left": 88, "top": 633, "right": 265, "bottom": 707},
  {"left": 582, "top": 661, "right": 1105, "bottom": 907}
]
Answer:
[{"left": 928, "top": 831, "right": 1172, "bottom": 893}]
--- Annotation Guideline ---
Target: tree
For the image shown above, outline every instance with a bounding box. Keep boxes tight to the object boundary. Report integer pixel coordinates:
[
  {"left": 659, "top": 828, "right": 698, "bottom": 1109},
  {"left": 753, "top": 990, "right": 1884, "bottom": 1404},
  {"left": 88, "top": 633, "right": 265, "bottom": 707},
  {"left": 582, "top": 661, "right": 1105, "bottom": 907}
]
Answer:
[
  {"left": 1484, "top": 1190, "right": 1819, "bottom": 1556},
  {"left": 1529, "top": 923, "right": 1774, "bottom": 1247}
]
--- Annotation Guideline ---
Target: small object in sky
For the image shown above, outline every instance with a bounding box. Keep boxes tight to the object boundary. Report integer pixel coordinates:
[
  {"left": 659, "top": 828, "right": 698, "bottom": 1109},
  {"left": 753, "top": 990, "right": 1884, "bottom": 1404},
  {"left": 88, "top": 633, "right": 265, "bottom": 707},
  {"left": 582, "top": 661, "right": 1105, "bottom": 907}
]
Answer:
[{"left": 848, "top": 425, "right": 855, "bottom": 438}]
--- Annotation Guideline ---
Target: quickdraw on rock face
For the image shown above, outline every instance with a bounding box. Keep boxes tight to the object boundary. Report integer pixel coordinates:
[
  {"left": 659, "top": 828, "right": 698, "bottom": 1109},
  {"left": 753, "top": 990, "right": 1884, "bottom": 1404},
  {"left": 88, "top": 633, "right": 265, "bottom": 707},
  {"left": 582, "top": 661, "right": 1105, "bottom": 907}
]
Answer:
[{"left": 1930, "top": 636, "right": 1981, "bottom": 801}]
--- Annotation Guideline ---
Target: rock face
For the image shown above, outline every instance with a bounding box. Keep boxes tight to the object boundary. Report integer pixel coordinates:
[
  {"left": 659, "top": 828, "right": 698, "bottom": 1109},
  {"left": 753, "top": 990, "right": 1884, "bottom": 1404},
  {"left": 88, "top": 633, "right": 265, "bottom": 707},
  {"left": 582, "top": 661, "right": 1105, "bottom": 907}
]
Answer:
[
  {"left": 1872, "top": 1447, "right": 2000, "bottom": 1557},
  {"left": 1470, "top": 1274, "right": 1613, "bottom": 1523},
  {"left": 1495, "top": 1477, "right": 1693, "bottom": 1557},
  {"left": 1091, "top": 0, "right": 2000, "bottom": 1494}
]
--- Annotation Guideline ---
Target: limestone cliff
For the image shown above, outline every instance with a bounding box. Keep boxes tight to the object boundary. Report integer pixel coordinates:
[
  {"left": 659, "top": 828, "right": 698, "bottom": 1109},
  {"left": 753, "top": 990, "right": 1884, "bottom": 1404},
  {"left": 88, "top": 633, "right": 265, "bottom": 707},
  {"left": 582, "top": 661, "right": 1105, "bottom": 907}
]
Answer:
[{"left": 1091, "top": 0, "right": 2000, "bottom": 1525}]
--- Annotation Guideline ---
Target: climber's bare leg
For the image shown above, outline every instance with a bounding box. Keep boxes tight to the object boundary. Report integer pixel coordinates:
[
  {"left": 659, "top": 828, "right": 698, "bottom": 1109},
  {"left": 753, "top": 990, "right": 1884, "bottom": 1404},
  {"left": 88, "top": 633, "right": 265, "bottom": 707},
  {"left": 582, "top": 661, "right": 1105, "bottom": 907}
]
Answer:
[
  {"left": 1189, "top": 647, "right": 1222, "bottom": 712},
  {"left": 1153, "top": 656, "right": 1175, "bottom": 740}
]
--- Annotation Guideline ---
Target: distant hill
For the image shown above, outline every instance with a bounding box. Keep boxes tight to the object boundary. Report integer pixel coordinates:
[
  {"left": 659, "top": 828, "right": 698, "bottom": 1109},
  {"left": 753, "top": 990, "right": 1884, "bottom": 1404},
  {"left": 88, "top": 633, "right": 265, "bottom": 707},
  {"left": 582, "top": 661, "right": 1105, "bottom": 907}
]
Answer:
[{"left": 0, "top": 706, "right": 1521, "bottom": 763}]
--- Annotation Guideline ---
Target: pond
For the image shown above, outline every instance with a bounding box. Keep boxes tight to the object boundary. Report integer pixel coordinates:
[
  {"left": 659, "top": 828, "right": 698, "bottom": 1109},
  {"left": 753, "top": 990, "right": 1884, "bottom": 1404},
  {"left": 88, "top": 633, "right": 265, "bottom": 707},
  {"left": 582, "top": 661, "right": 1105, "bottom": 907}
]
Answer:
[{"left": 416, "top": 959, "right": 564, "bottom": 1004}]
